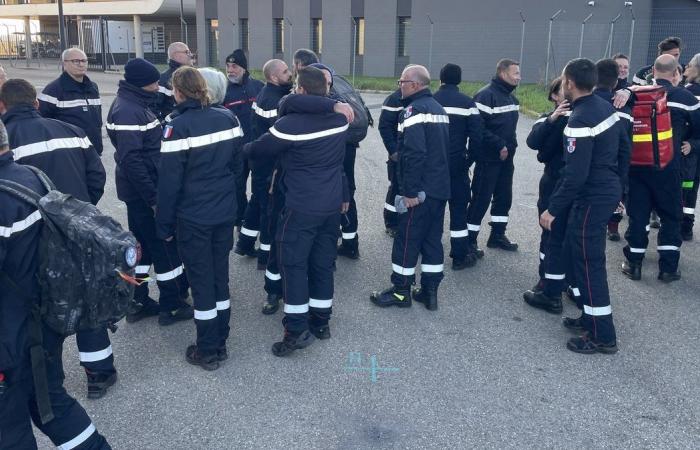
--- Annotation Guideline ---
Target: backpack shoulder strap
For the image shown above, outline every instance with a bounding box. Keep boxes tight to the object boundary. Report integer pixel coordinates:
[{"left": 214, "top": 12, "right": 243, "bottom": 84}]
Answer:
[
  {"left": 0, "top": 179, "right": 41, "bottom": 207},
  {"left": 22, "top": 165, "right": 56, "bottom": 192}
]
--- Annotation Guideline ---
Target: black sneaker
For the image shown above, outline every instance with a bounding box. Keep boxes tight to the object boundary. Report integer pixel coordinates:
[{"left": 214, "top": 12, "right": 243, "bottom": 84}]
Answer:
[
  {"left": 271, "top": 330, "right": 316, "bottom": 357},
  {"left": 126, "top": 298, "right": 159, "bottom": 323},
  {"left": 658, "top": 271, "right": 681, "bottom": 283},
  {"left": 158, "top": 305, "right": 194, "bottom": 326},
  {"left": 310, "top": 326, "right": 331, "bottom": 340},
  {"left": 234, "top": 241, "right": 257, "bottom": 257},
  {"left": 86, "top": 370, "right": 117, "bottom": 399},
  {"left": 262, "top": 294, "right": 281, "bottom": 315},
  {"left": 523, "top": 290, "right": 562, "bottom": 314},
  {"left": 566, "top": 333, "right": 618, "bottom": 354},
  {"left": 337, "top": 244, "right": 360, "bottom": 260},
  {"left": 186, "top": 345, "right": 220, "bottom": 370},
  {"left": 412, "top": 286, "right": 438, "bottom": 311},
  {"left": 370, "top": 286, "right": 412, "bottom": 308},
  {"left": 562, "top": 315, "right": 586, "bottom": 332},
  {"left": 452, "top": 256, "right": 476, "bottom": 271},
  {"left": 621, "top": 260, "right": 642, "bottom": 281},
  {"left": 486, "top": 233, "right": 519, "bottom": 251}
]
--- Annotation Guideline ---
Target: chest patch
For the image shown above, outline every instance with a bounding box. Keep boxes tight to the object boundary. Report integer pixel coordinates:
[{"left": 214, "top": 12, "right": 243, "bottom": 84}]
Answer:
[
  {"left": 404, "top": 106, "right": 413, "bottom": 119},
  {"left": 163, "top": 125, "right": 173, "bottom": 139},
  {"left": 566, "top": 137, "right": 576, "bottom": 153}
]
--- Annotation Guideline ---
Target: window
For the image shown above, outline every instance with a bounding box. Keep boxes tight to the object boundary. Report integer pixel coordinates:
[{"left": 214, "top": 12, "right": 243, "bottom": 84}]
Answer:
[
  {"left": 207, "top": 19, "right": 219, "bottom": 67},
  {"left": 353, "top": 18, "right": 365, "bottom": 56},
  {"left": 239, "top": 19, "right": 249, "bottom": 53},
  {"left": 273, "top": 18, "right": 284, "bottom": 54},
  {"left": 397, "top": 16, "right": 410, "bottom": 57},
  {"left": 311, "top": 18, "right": 322, "bottom": 55}
]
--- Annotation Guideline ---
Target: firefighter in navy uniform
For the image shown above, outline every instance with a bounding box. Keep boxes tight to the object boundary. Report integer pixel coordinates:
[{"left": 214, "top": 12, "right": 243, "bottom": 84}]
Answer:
[
  {"left": 433, "top": 63, "right": 484, "bottom": 270},
  {"left": 106, "top": 58, "right": 192, "bottom": 325},
  {"left": 370, "top": 65, "right": 450, "bottom": 311},
  {"left": 0, "top": 120, "right": 112, "bottom": 450},
  {"left": 613, "top": 53, "right": 631, "bottom": 91},
  {"left": 0, "top": 79, "right": 120, "bottom": 399},
  {"left": 224, "top": 49, "right": 264, "bottom": 241},
  {"left": 38, "top": 48, "right": 104, "bottom": 156},
  {"left": 633, "top": 37, "right": 683, "bottom": 86},
  {"left": 467, "top": 59, "right": 521, "bottom": 259},
  {"left": 682, "top": 55, "right": 700, "bottom": 240},
  {"left": 156, "top": 67, "right": 242, "bottom": 371},
  {"left": 522, "top": 77, "right": 568, "bottom": 304},
  {"left": 378, "top": 89, "right": 403, "bottom": 236},
  {"left": 152, "top": 42, "right": 193, "bottom": 123},
  {"left": 622, "top": 55, "right": 700, "bottom": 282},
  {"left": 540, "top": 58, "right": 623, "bottom": 354},
  {"left": 243, "top": 67, "right": 350, "bottom": 356}
]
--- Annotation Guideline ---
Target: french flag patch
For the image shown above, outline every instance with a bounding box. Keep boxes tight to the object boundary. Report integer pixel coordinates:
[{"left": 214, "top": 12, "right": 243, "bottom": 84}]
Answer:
[
  {"left": 566, "top": 137, "right": 576, "bottom": 153},
  {"left": 163, "top": 125, "right": 173, "bottom": 139}
]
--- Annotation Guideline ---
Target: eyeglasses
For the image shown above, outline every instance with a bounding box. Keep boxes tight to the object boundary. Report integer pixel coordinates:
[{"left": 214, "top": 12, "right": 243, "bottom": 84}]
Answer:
[
  {"left": 174, "top": 50, "right": 193, "bottom": 56},
  {"left": 65, "top": 59, "right": 88, "bottom": 65},
  {"left": 397, "top": 79, "right": 418, "bottom": 86}
]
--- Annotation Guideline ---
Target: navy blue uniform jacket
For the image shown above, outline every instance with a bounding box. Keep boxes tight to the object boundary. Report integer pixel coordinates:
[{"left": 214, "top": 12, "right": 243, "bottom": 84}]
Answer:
[
  {"left": 526, "top": 110, "right": 568, "bottom": 178},
  {"left": 433, "top": 84, "right": 483, "bottom": 162},
  {"left": 224, "top": 73, "right": 264, "bottom": 144},
  {"left": 378, "top": 89, "right": 403, "bottom": 157},
  {"left": 474, "top": 77, "right": 520, "bottom": 161}
]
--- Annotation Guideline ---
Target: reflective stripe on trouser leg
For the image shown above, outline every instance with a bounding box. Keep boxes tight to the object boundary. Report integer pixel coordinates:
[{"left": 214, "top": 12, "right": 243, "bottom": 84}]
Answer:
[
  {"left": 264, "top": 188, "right": 285, "bottom": 297},
  {"left": 489, "top": 158, "right": 515, "bottom": 233},
  {"left": 384, "top": 161, "right": 400, "bottom": 229},
  {"left": 76, "top": 327, "right": 115, "bottom": 373},
  {"left": 652, "top": 167, "right": 683, "bottom": 274},
  {"left": 213, "top": 222, "right": 234, "bottom": 348},
  {"left": 308, "top": 213, "right": 339, "bottom": 329},
  {"left": 420, "top": 199, "right": 447, "bottom": 288},
  {"left": 569, "top": 204, "right": 617, "bottom": 343},
  {"left": 542, "top": 206, "right": 569, "bottom": 298},
  {"left": 391, "top": 205, "right": 419, "bottom": 288},
  {"left": 449, "top": 165, "right": 469, "bottom": 259},
  {"left": 467, "top": 161, "right": 500, "bottom": 239},
  {"left": 624, "top": 173, "right": 653, "bottom": 263}
]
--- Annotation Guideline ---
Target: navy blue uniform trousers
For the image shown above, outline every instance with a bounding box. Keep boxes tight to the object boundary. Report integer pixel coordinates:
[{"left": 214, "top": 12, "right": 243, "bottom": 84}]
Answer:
[
  {"left": 264, "top": 179, "right": 285, "bottom": 297},
  {"left": 238, "top": 163, "right": 274, "bottom": 266},
  {"left": 383, "top": 160, "right": 399, "bottom": 230},
  {"left": 277, "top": 208, "right": 340, "bottom": 334},
  {"left": 391, "top": 197, "right": 446, "bottom": 289},
  {"left": 341, "top": 144, "right": 359, "bottom": 243},
  {"left": 177, "top": 219, "right": 234, "bottom": 356},
  {"left": 0, "top": 327, "right": 110, "bottom": 450},
  {"left": 467, "top": 157, "right": 514, "bottom": 241},
  {"left": 448, "top": 157, "right": 471, "bottom": 261}
]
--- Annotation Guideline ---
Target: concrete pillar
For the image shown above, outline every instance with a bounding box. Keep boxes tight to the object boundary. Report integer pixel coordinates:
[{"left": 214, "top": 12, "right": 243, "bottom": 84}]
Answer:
[
  {"left": 76, "top": 16, "right": 84, "bottom": 50},
  {"left": 24, "top": 16, "right": 32, "bottom": 66},
  {"left": 133, "top": 15, "right": 144, "bottom": 58}
]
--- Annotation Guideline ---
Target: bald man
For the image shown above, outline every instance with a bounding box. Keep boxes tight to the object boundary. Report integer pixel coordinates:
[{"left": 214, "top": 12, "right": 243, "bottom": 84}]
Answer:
[
  {"left": 152, "top": 42, "right": 193, "bottom": 122},
  {"left": 370, "top": 65, "right": 450, "bottom": 311},
  {"left": 38, "top": 48, "right": 104, "bottom": 155},
  {"left": 623, "top": 54, "right": 700, "bottom": 282}
]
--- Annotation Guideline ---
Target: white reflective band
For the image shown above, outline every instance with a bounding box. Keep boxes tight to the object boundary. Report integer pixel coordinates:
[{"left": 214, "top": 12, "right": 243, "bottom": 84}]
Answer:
[
  {"left": 583, "top": 304, "right": 612, "bottom": 316},
  {"left": 563, "top": 111, "right": 572, "bottom": 117},
  {"left": 216, "top": 299, "right": 231, "bottom": 310},
  {"left": 0, "top": 210, "right": 42, "bottom": 238},
  {"left": 38, "top": 93, "right": 102, "bottom": 108},
  {"left": 657, "top": 245, "right": 680, "bottom": 251},
  {"left": 475, "top": 103, "right": 520, "bottom": 115},
  {"left": 539, "top": 252, "right": 546, "bottom": 260},
  {"left": 616, "top": 112, "right": 633, "bottom": 123},
  {"left": 696, "top": 96, "right": 700, "bottom": 102},
  {"left": 398, "top": 113, "right": 449, "bottom": 132},
  {"left": 79, "top": 345, "right": 113, "bottom": 363},
  {"left": 57, "top": 423, "right": 96, "bottom": 450},
  {"left": 629, "top": 247, "right": 646, "bottom": 253},
  {"left": 450, "top": 229, "right": 469, "bottom": 238},
  {"left": 155, "top": 265, "right": 184, "bottom": 281},
  {"left": 564, "top": 113, "right": 619, "bottom": 138},
  {"left": 342, "top": 232, "right": 357, "bottom": 240},
  {"left": 164, "top": 114, "right": 173, "bottom": 123},
  {"left": 135, "top": 265, "right": 151, "bottom": 274},
  {"left": 240, "top": 227, "right": 259, "bottom": 237},
  {"left": 12, "top": 136, "right": 92, "bottom": 160},
  {"left": 381, "top": 105, "right": 404, "bottom": 112},
  {"left": 421, "top": 264, "right": 444, "bottom": 273},
  {"left": 284, "top": 303, "right": 309, "bottom": 314},
  {"left": 572, "top": 287, "right": 581, "bottom": 297},
  {"left": 265, "top": 270, "right": 281, "bottom": 281},
  {"left": 161, "top": 127, "right": 244, "bottom": 153},
  {"left": 490, "top": 216, "right": 509, "bottom": 223},
  {"left": 384, "top": 202, "right": 397, "bottom": 212},
  {"left": 252, "top": 102, "right": 278, "bottom": 118},
  {"left": 534, "top": 116, "right": 548, "bottom": 124},
  {"left": 544, "top": 273, "right": 565, "bottom": 280},
  {"left": 645, "top": 224, "right": 651, "bottom": 232},
  {"left": 467, "top": 224, "right": 481, "bottom": 231},
  {"left": 668, "top": 101, "right": 700, "bottom": 111},
  {"left": 270, "top": 123, "right": 349, "bottom": 141},
  {"left": 683, "top": 207, "right": 695, "bottom": 214},
  {"left": 158, "top": 85, "right": 173, "bottom": 96},
  {"left": 392, "top": 263, "right": 415, "bottom": 276},
  {"left": 259, "top": 243, "right": 271, "bottom": 251},
  {"left": 106, "top": 119, "right": 161, "bottom": 132},
  {"left": 632, "top": 75, "right": 647, "bottom": 85},
  {"left": 309, "top": 298, "right": 333, "bottom": 309},
  {"left": 194, "top": 308, "right": 217, "bottom": 320},
  {"left": 444, "top": 106, "right": 480, "bottom": 116}
]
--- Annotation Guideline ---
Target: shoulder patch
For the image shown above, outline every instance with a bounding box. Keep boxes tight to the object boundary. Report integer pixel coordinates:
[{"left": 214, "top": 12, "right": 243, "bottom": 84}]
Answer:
[
  {"left": 404, "top": 106, "right": 413, "bottom": 119},
  {"left": 163, "top": 125, "right": 173, "bottom": 139},
  {"left": 566, "top": 137, "right": 576, "bottom": 153}
]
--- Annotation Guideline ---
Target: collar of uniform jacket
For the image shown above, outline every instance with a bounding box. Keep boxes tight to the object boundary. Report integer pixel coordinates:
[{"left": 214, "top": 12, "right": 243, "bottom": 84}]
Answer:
[
  {"left": 438, "top": 84, "right": 460, "bottom": 92},
  {"left": 174, "top": 98, "right": 204, "bottom": 114},
  {"left": 570, "top": 93, "right": 596, "bottom": 108},
  {"left": 117, "top": 79, "right": 157, "bottom": 106},
  {"left": 266, "top": 82, "right": 293, "bottom": 97},
  {"left": 593, "top": 87, "right": 614, "bottom": 103},
  {"left": 168, "top": 59, "right": 183, "bottom": 72},
  {"left": 401, "top": 87, "right": 433, "bottom": 107},
  {"left": 491, "top": 76, "right": 517, "bottom": 94},
  {"left": 655, "top": 78, "right": 673, "bottom": 89},
  {"left": 1, "top": 104, "right": 42, "bottom": 125},
  {"left": 59, "top": 70, "right": 94, "bottom": 93}
]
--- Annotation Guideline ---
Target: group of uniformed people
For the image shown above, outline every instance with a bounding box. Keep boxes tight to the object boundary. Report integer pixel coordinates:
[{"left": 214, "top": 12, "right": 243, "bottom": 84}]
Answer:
[{"left": 2, "top": 34, "right": 700, "bottom": 447}]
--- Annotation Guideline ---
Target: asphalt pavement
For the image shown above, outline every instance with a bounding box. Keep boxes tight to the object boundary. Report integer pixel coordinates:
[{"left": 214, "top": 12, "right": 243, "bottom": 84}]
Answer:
[{"left": 6, "top": 67, "right": 698, "bottom": 450}]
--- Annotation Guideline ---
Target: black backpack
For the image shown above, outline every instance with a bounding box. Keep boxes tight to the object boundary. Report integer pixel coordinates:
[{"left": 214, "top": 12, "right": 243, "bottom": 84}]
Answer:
[
  {"left": 0, "top": 166, "right": 137, "bottom": 337},
  {"left": 331, "top": 75, "right": 373, "bottom": 144}
]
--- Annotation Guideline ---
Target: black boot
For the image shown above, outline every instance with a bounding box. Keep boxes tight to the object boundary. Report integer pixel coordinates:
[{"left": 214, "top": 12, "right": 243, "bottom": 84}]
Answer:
[
  {"left": 566, "top": 333, "right": 618, "bottom": 354},
  {"left": 310, "top": 325, "right": 331, "bottom": 340},
  {"left": 158, "top": 304, "right": 194, "bottom": 326},
  {"left": 523, "top": 290, "right": 562, "bottom": 314},
  {"left": 262, "top": 293, "right": 281, "bottom": 315},
  {"left": 370, "top": 286, "right": 412, "bottom": 308},
  {"left": 337, "top": 236, "right": 360, "bottom": 259},
  {"left": 126, "top": 297, "right": 159, "bottom": 323},
  {"left": 658, "top": 271, "right": 681, "bottom": 283},
  {"left": 234, "top": 239, "right": 257, "bottom": 257},
  {"left": 562, "top": 314, "right": 586, "bottom": 332},
  {"left": 271, "top": 330, "right": 316, "bottom": 357},
  {"left": 621, "top": 260, "right": 642, "bottom": 281},
  {"left": 86, "top": 370, "right": 117, "bottom": 399},
  {"left": 681, "top": 229, "right": 693, "bottom": 241},
  {"left": 412, "top": 285, "right": 438, "bottom": 311},
  {"left": 487, "top": 231, "right": 518, "bottom": 251},
  {"left": 185, "top": 345, "right": 220, "bottom": 370},
  {"left": 607, "top": 222, "right": 621, "bottom": 241}
]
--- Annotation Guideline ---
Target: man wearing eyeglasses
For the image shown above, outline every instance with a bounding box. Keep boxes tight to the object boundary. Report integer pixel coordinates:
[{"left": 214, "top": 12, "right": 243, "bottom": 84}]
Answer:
[
  {"left": 38, "top": 48, "right": 104, "bottom": 156},
  {"left": 152, "top": 42, "right": 193, "bottom": 123}
]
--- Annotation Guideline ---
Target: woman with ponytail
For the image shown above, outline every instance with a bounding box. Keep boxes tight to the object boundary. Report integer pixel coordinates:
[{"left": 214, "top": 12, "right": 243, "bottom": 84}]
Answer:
[{"left": 155, "top": 66, "right": 243, "bottom": 371}]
